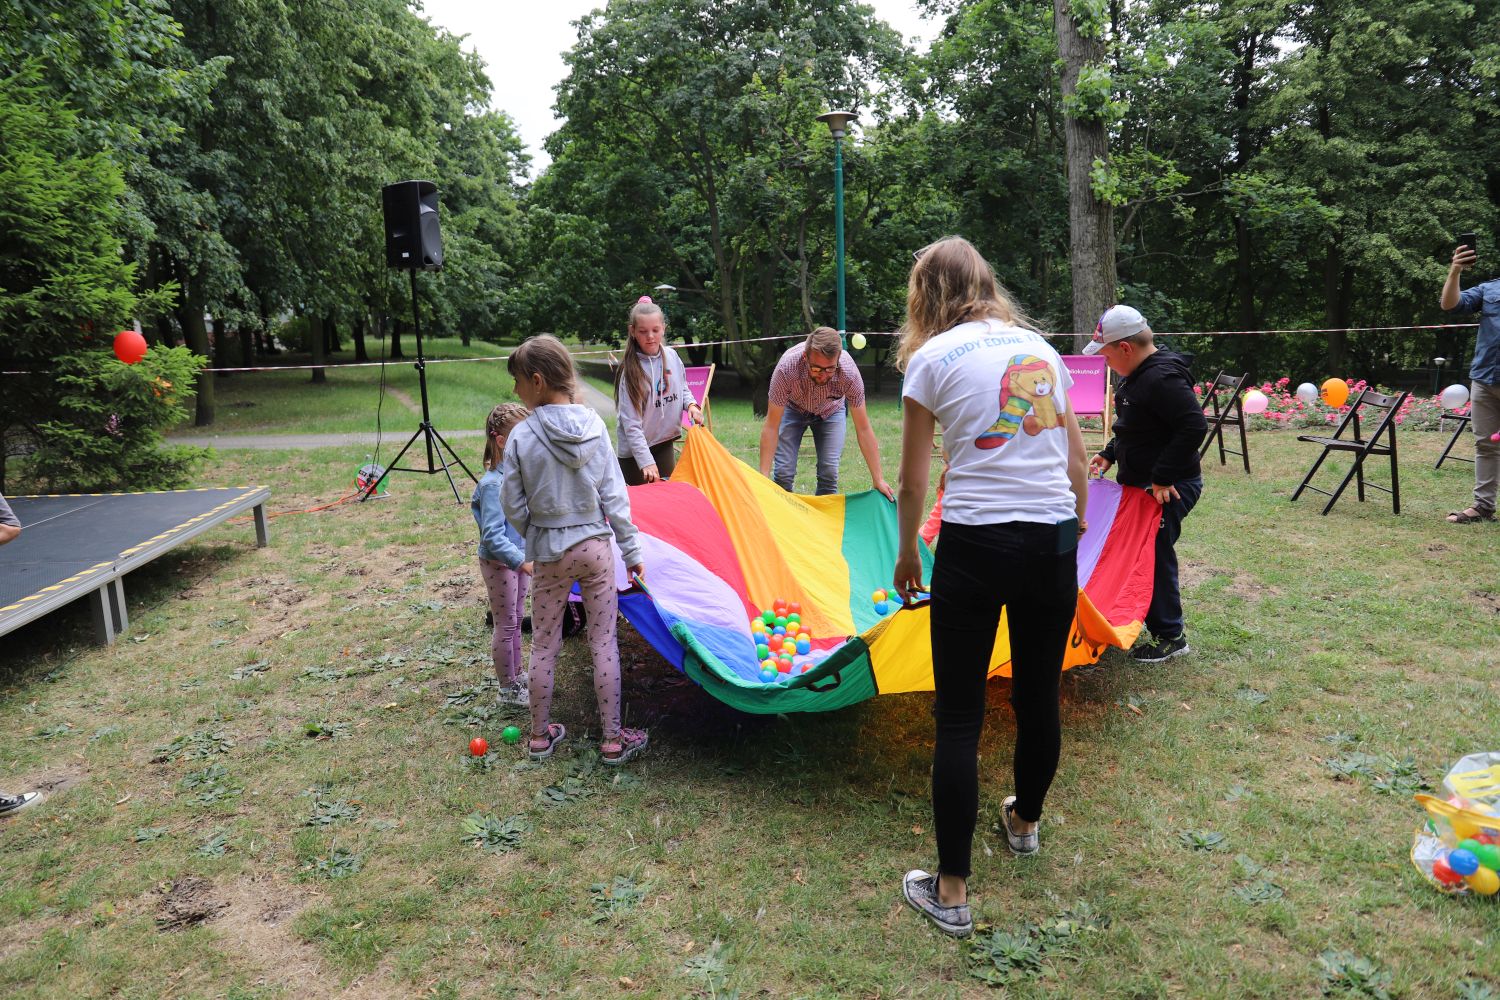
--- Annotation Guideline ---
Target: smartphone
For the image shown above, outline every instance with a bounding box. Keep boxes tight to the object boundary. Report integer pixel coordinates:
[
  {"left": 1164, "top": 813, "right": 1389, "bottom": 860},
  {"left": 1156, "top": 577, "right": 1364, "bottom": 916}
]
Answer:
[{"left": 1459, "top": 232, "right": 1478, "bottom": 254}]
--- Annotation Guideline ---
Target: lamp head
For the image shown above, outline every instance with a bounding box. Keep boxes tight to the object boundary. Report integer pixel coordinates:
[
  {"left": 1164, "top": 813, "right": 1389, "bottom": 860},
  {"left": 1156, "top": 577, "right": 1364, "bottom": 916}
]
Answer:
[{"left": 817, "top": 110, "right": 858, "bottom": 140}]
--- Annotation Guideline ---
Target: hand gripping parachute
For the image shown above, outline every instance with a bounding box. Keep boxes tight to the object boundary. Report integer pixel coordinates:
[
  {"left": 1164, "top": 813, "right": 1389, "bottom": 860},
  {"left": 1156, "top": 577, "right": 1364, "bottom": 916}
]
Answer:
[{"left": 608, "top": 428, "right": 1159, "bottom": 714}]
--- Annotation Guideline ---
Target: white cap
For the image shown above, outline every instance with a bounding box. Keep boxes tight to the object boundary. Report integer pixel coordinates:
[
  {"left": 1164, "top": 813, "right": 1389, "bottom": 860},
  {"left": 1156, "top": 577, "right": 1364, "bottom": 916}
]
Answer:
[{"left": 1082, "top": 305, "right": 1149, "bottom": 355}]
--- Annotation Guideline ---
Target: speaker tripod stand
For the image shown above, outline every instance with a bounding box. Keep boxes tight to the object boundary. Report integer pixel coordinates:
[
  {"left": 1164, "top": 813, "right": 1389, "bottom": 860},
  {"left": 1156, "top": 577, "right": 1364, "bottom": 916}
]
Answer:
[{"left": 361, "top": 267, "right": 476, "bottom": 503}]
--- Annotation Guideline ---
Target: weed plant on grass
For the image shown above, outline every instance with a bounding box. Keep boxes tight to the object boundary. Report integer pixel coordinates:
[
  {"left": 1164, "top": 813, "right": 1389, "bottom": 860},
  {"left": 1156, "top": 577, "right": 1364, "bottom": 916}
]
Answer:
[{"left": 1, "top": 411, "right": 1497, "bottom": 997}]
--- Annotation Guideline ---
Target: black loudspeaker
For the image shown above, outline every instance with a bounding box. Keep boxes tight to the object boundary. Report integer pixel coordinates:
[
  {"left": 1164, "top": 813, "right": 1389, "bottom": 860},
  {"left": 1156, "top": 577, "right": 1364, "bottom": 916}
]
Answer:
[{"left": 382, "top": 180, "right": 443, "bottom": 270}]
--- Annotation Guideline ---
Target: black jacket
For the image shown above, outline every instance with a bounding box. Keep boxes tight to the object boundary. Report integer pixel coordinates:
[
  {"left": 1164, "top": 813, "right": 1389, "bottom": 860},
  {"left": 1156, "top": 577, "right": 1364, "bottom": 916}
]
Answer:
[{"left": 1099, "top": 351, "right": 1207, "bottom": 488}]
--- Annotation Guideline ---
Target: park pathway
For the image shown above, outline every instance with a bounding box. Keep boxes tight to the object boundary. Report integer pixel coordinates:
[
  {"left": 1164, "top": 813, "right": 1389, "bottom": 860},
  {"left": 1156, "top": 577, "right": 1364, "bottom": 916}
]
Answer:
[{"left": 170, "top": 379, "right": 617, "bottom": 450}]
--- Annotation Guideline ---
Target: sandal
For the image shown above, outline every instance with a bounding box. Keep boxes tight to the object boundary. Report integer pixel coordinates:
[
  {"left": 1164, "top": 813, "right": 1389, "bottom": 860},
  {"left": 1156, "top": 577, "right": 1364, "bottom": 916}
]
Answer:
[
  {"left": 1446, "top": 507, "right": 1496, "bottom": 524},
  {"left": 600, "top": 727, "right": 649, "bottom": 766},
  {"left": 527, "top": 723, "right": 566, "bottom": 760}
]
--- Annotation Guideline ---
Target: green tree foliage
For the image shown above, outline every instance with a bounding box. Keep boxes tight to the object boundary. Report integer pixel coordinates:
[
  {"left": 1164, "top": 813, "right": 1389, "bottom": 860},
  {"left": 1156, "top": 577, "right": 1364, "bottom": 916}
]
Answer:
[
  {"left": 536, "top": 0, "right": 912, "bottom": 398},
  {"left": 0, "top": 62, "right": 189, "bottom": 492}
]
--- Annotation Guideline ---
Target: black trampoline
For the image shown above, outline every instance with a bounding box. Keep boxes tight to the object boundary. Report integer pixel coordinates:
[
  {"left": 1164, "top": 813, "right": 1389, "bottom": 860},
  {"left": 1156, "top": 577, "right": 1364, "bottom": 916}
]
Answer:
[{"left": 0, "top": 486, "right": 270, "bottom": 644}]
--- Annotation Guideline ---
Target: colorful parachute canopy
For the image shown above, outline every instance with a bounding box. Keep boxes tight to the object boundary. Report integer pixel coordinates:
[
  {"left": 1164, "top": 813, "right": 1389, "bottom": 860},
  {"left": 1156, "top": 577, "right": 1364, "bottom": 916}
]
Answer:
[{"left": 611, "top": 428, "right": 1158, "bottom": 714}]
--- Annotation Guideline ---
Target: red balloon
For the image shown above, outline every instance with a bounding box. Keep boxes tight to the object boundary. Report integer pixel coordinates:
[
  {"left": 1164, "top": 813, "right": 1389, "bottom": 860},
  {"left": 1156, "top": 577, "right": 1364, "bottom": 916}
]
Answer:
[
  {"left": 469, "top": 737, "right": 488, "bottom": 757},
  {"left": 113, "top": 329, "right": 148, "bottom": 365}
]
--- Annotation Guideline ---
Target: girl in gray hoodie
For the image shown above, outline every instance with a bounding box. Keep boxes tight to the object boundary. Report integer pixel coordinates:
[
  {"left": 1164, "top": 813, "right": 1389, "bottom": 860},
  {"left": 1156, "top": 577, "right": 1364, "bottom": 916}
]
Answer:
[
  {"left": 614, "top": 296, "right": 704, "bottom": 485},
  {"left": 502, "top": 335, "right": 649, "bottom": 765}
]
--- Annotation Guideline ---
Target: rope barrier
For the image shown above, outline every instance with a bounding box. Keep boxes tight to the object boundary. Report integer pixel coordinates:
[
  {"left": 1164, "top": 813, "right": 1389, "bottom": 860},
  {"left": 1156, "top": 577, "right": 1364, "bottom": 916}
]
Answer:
[{"left": 0, "top": 322, "right": 1480, "bottom": 376}]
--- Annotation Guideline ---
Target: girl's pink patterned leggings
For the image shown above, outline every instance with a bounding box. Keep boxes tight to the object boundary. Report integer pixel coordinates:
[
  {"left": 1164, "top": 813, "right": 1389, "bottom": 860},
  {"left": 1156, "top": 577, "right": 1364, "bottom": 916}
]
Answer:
[
  {"left": 478, "top": 558, "right": 529, "bottom": 685},
  {"left": 528, "top": 535, "right": 623, "bottom": 740}
]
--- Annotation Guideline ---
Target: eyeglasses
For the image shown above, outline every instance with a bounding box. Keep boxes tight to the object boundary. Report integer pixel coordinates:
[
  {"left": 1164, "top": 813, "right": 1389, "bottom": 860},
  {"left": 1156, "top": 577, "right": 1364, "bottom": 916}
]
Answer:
[
  {"left": 912, "top": 247, "right": 928, "bottom": 262},
  {"left": 808, "top": 364, "right": 837, "bottom": 375}
]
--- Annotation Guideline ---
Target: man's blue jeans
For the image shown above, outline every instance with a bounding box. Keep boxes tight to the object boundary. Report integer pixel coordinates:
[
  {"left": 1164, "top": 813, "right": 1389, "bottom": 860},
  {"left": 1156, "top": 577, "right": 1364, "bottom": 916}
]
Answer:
[
  {"left": 773, "top": 403, "right": 846, "bottom": 495},
  {"left": 1144, "top": 476, "right": 1202, "bottom": 640}
]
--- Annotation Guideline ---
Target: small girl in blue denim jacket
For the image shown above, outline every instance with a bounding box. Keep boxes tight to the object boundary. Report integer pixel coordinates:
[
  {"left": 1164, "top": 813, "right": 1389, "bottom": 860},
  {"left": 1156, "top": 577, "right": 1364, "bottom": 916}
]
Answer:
[{"left": 472, "top": 403, "right": 534, "bottom": 705}]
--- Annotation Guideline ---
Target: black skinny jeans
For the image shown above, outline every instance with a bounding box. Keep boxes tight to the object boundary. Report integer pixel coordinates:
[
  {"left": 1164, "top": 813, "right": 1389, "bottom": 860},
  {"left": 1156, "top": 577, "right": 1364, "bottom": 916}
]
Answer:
[{"left": 930, "top": 519, "right": 1078, "bottom": 880}]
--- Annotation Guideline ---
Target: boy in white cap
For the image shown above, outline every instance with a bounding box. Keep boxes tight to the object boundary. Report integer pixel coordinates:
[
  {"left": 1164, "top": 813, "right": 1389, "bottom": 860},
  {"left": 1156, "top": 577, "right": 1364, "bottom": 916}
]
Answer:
[{"left": 1085, "top": 306, "right": 1207, "bottom": 662}]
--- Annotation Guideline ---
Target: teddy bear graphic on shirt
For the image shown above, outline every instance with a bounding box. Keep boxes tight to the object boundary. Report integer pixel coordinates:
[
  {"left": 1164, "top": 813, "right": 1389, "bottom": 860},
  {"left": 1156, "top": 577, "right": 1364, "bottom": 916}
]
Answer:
[{"left": 975, "top": 355, "right": 1062, "bottom": 450}]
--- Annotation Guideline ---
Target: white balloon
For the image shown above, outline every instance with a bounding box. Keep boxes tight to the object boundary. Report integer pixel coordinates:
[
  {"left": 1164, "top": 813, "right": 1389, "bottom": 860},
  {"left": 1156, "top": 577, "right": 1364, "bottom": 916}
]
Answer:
[
  {"left": 1242, "top": 389, "right": 1269, "bottom": 414},
  {"left": 1296, "top": 382, "right": 1318, "bottom": 404},
  {"left": 1440, "top": 383, "right": 1470, "bottom": 411},
  {"left": 850, "top": 333, "right": 868, "bottom": 350}
]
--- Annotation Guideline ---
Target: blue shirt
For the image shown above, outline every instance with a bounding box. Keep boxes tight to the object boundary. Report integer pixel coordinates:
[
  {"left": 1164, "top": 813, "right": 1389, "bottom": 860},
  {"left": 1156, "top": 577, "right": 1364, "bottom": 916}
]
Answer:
[
  {"left": 470, "top": 468, "right": 525, "bottom": 568},
  {"left": 1450, "top": 279, "right": 1500, "bottom": 385}
]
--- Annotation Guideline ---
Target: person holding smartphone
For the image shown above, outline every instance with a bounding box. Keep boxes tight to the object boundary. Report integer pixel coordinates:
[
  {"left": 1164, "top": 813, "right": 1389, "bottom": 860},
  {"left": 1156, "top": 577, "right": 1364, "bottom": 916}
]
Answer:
[
  {"left": 891, "top": 237, "right": 1090, "bottom": 938},
  {"left": 1439, "top": 235, "right": 1499, "bottom": 524}
]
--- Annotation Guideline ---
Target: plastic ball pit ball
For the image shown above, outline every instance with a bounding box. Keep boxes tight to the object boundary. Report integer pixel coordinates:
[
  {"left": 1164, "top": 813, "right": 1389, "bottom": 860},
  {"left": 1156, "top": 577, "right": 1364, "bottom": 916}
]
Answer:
[
  {"left": 1475, "top": 844, "right": 1500, "bottom": 872},
  {"left": 469, "top": 737, "right": 488, "bottom": 757},
  {"left": 871, "top": 589, "right": 887, "bottom": 604},
  {"left": 874, "top": 601, "right": 890, "bottom": 616},
  {"left": 1432, "top": 856, "right": 1464, "bottom": 886},
  {"left": 788, "top": 602, "right": 801, "bottom": 614},
  {"left": 757, "top": 643, "right": 770, "bottom": 660},
  {"left": 1466, "top": 866, "right": 1500, "bottom": 896},
  {"left": 760, "top": 667, "right": 778, "bottom": 682},
  {"left": 796, "top": 639, "right": 811, "bottom": 655},
  {"left": 501, "top": 726, "right": 522, "bottom": 745},
  {"left": 1448, "top": 849, "right": 1481, "bottom": 876}
]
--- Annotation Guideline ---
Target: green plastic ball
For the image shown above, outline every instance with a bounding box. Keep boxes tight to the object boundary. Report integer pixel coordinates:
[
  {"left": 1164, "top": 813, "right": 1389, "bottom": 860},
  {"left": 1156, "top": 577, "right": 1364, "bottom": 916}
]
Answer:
[
  {"left": 501, "top": 725, "right": 522, "bottom": 745},
  {"left": 756, "top": 643, "right": 770, "bottom": 659},
  {"left": 761, "top": 609, "right": 775, "bottom": 625},
  {"left": 1475, "top": 844, "right": 1500, "bottom": 872}
]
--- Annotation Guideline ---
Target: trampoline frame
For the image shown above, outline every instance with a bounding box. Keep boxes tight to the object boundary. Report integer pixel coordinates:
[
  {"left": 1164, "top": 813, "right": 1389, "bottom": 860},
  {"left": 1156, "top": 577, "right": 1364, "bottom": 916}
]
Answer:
[{"left": 0, "top": 487, "right": 270, "bottom": 644}]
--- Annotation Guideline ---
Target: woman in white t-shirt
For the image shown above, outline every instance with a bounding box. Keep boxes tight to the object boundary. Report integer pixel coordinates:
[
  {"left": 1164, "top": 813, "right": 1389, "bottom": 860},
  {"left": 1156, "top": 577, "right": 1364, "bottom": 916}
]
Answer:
[{"left": 892, "top": 237, "right": 1089, "bottom": 938}]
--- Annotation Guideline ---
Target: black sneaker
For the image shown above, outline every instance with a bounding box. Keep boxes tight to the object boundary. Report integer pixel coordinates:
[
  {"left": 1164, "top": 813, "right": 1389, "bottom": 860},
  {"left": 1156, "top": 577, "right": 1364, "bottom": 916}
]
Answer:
[
  {"left": 1130, "top": 634, "right": 1189, "bottom": 663},
  {"left": 0, "top": 791, "right": 41, "bottom": 817}
]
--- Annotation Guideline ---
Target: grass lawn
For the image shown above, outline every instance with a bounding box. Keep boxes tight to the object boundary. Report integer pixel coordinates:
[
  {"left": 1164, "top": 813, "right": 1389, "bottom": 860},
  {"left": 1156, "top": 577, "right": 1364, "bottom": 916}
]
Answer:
[
  {"left": 3, "top": 408, "right": 1498, "bottom": 998},
  {"left": 169, "top": 338, "right": 529, "bottom": 436}
]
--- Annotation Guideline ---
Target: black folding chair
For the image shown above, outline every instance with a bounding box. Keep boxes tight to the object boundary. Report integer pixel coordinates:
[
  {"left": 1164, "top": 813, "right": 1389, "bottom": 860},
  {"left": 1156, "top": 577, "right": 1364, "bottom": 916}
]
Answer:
[
  {"left": 1198, "top": 371, "right": 1251, "bottom": 472},
  {"left": 1434, "top": 413, "right": 1474, "bottom": 469},
  {"left": 1292, "top": 388, "right": 1409, "bottom": 515}
]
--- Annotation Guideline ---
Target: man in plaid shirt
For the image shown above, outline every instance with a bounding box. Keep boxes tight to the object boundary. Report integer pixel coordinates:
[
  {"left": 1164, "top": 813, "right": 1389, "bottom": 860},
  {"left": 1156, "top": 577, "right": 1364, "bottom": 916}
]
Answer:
[{"left": 758, "top": 327, "right": 894, "bottom": 498}]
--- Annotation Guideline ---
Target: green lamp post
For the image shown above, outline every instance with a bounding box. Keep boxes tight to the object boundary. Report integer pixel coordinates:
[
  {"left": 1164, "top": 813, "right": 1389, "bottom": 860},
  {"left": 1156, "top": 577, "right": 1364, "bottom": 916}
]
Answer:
[{"left": 817, "top": 110, "right": 857, "bottom": 350}]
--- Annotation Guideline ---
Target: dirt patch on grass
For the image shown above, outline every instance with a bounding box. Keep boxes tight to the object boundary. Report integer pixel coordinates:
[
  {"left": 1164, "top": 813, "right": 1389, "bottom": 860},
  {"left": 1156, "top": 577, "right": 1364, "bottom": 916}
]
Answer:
[
  {"left": 1178, "top": 559, "right": 1218, "bottom": 590},
  {"left": 4, "top": 763, "right": 88, "bottom": 810},
  {"left": 1467, "top": 590, "right": 1499, "bottom": 614},
  {"left": 1224, "top": 576, "right": 1282, "bottom": 602},
  {"left": 156, "top": 876, "right": 228, "bottom": 930}
]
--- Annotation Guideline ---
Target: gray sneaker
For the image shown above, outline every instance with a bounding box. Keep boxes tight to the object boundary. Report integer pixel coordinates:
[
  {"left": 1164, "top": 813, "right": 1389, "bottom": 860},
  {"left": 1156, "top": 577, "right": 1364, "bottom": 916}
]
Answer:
[
  {"left": 901, "top": 869, "right": 972, "bottom": 938},
  {"left": 999, "top": 796, "right": 1039, "bottom": 856},
  {"left": 496, "top": 676, "right": 530, "bottom": 707},
  {"left": 0, "top": 791, "right": 41, "bottom": 818}
]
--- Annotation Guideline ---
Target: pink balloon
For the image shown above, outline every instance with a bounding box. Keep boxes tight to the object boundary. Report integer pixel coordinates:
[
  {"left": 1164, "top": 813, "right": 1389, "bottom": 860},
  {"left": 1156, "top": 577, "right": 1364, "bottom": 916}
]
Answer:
[
  {"left": 1242, "top": 390, "right": 1269, "bottom": 415},
  {"left": 113, "top": 330, "right": 148, "bottom": 365}
]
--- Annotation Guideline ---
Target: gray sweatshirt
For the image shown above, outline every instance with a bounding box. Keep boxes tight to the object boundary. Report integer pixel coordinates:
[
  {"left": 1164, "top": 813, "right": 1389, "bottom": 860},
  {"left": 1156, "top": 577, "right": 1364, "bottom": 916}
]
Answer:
[
  {"left": 501, "top": 403, "right": 643, "bottom": 567},
  {"left": 615, "top": 345, "right": 688, "bottom": 468}
]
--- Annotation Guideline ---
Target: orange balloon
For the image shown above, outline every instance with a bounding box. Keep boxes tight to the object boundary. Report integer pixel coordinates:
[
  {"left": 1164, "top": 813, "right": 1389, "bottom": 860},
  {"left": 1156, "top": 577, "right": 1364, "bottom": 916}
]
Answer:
[{"left": 1320, "top": 377, "right": 1349, "bottom": 408}]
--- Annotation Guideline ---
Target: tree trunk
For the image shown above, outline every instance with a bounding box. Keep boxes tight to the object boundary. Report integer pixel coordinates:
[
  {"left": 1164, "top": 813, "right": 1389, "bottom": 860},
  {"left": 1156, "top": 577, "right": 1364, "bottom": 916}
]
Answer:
[
  {"left": 175, "top": 272, "right": 215, "bottom": 426},
  {"left": 211, "top": 314, "right": 231, "bottom": 379},
  {"left": 309, "top": 314, "right": 327, "bottom": 383},
  {"left": 1324, "top": 242, "right": 1350, "bottom": 372},
  {"left": 1054, "top": 0, "right": 1117, "bottom": 342},
  {"left": 352, "top": 315, "right": 370, "bottom": 362},
  {"left": 391, "top": 318, "right": 405, "bottom": 360},
  {"left": 153, "top": 316, "right": 177, "bottom": 349},
  {"left": 240, "top": 322, "right": 255, "bottom": 368},
  {"left": 326, "top": 316, "right": 341, "bottom": 354}
]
